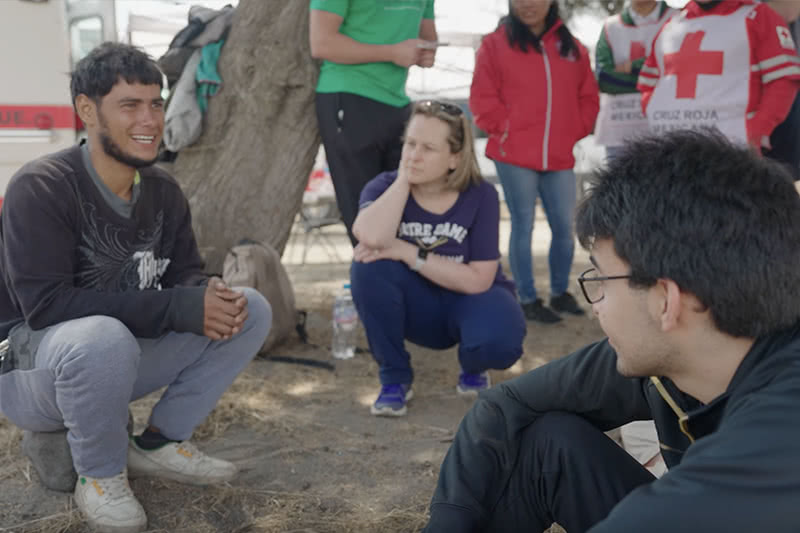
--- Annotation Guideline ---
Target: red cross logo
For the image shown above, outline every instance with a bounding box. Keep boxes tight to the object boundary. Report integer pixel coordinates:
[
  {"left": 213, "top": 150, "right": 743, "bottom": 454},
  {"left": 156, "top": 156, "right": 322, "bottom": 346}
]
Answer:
[
  {"left": 663, "top": 31, "right": 723, "bottom": 99},
  {"left": 629, "top": 41, "right": 646, "bottom": 61}
]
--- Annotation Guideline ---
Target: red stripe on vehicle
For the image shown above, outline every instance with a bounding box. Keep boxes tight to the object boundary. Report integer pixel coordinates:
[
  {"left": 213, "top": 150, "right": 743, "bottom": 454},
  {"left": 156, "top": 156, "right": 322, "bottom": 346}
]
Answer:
[{"left": 0, "top": 105, "right": 76, "bottom": 129}]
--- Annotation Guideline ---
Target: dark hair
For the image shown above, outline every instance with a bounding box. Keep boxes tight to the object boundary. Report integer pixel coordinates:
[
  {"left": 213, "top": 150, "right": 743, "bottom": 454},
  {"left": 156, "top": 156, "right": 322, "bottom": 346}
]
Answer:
[
  {"left": 576, "top": 129, "right": 800, "bottom": 338},
  {"left": 70, "top": 42, "right": 163, "bottom": 107},
  {"left": 502, "top": 1, "right": 579, "bottom": 58}
]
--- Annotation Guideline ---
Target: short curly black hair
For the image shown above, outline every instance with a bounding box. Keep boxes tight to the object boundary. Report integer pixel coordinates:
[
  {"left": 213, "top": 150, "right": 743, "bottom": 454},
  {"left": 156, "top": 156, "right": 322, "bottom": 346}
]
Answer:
[
  {"left": 70, "top": 42, "right": 163, "bottom": 106},
  {"left": 576, "top": 128, "right": 800, "bottom": 338}
]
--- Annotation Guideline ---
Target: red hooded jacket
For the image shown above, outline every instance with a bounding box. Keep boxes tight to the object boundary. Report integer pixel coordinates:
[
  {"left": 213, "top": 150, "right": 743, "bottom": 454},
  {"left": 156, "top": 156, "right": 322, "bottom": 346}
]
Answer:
[{"left": 470, "top": 20, "right": 599, "bottom": 171}]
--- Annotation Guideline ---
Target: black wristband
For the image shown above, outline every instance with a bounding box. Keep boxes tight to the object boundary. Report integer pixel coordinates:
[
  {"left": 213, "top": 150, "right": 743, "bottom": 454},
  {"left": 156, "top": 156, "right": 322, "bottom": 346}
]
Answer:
[{"left": 412, "top": 246, "right": 429, "bottom": 272}]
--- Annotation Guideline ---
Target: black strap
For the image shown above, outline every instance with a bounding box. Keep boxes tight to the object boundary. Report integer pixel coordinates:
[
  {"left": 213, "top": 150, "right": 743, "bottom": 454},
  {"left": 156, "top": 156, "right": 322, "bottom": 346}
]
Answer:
[{"left": 264, "top": 355, "right": 335, "bottom": 371}]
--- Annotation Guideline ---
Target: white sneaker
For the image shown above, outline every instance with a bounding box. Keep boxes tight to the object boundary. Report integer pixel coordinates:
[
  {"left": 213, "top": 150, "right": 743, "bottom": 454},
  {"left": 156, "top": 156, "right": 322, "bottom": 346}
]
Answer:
[
  {"left": 73, "top": 469, "right": 146, "bottom": 533},
  {"left": 127, "top": 439, "right": 237, "bottom": 485}
]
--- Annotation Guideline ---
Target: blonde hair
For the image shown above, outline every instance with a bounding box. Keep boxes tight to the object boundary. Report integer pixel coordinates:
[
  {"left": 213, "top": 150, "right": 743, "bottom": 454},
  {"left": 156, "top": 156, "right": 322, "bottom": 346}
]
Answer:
[{"left": 407, "top": 101, "right": 483, "bottom": 192}]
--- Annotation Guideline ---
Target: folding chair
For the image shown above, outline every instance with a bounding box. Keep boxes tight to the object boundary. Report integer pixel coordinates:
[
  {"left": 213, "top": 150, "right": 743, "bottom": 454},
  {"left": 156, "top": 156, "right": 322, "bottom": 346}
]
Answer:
[{"left": 297, "top": 196, "right": 343, "bottom": 264}]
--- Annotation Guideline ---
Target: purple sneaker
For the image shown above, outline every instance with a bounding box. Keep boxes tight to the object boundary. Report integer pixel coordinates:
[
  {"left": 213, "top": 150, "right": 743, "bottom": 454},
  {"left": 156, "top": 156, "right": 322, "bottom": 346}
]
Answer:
[
  {"left": 456, "top": 371, "right": 491, "bottom": 396},
  {"left": 371, "top": 383, "right": 413, "bottom": 417}
]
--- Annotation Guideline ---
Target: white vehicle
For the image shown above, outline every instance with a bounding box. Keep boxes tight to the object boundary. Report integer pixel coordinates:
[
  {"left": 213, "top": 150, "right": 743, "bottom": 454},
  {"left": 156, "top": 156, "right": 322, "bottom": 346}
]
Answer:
[
  {"left": 0, "top": 0, "right": 195, "bottom": 198},
  {"left": 0, "top": 0, "right": 118, "bottom": 196}
]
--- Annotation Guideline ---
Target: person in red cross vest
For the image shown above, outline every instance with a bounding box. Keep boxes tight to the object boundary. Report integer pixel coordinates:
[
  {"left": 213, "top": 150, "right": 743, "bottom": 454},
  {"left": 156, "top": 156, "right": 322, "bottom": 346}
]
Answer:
[
  {"left": 595, "top": 2, "right": 679, "bottom": 480},
  {"left": 594, "top": 0, "right": 677, "bottom": 160},
  {"left": 638, "top": 0, "right": 800, "bottom": 153}
]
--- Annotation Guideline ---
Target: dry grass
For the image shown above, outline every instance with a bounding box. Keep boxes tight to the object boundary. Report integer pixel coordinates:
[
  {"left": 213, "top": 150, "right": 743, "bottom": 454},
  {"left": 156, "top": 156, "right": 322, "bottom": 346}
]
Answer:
[
  {"left": 250, "top": 491, "right": 428, "bottom": 533},
  {"left": 0, "top": 417, "right": 24, "bottom": 483},
  {"left": 0, "top": 506, "right": 82, "bottom": 533},
  {"left": 127, "top": 377, "right": 279, "bottom": 442},
  {"left": 0, "top": 362, "right": 573, "bottom": 533},
  {"left": 0, "top": 362, "right": 575, "bottom": 533},
  {"left": 0, "top": 482, "right": 429, "bottom": 533},
  {"left": 0, "top": 378, "right": 436, "bottom": 532},
  {"left": 0, "top": 269, "right": 599, "bottom": 533}
]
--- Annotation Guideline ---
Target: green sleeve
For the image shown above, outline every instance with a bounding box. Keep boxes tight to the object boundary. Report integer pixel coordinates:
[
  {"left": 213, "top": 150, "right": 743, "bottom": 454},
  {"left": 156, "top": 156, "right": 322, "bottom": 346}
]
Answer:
[
  {"left": 309, "top": 0, "right": 348, "bottom": 17},
  {"left": 423, "top": 0, "right": 434, "bottom": 19},
  {"left": 596, "top": 25, "right": 640, "bottom": 95},
  {"left": 595, "top": 27, "right": 615, "bottom": 77}
]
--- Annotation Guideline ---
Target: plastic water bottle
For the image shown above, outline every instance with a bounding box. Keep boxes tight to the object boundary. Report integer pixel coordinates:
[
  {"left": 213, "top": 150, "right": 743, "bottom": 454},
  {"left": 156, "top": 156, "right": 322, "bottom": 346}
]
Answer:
[{"left": 332, "top": 284, "right": 358, "bottom": 359}]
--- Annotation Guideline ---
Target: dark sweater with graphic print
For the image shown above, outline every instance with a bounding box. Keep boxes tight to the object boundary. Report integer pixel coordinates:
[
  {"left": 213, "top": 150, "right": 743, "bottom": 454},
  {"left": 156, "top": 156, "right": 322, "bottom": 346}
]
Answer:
[{"left": 0, "top": 145, "right": 208, "bottom": 339}]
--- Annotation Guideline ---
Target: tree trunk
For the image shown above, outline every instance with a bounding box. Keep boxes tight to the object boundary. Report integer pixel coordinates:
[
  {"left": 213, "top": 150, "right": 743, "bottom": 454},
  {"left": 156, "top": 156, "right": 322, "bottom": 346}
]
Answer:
[{"left": 173, "top": 0, "right": 320, "bottom": 273}]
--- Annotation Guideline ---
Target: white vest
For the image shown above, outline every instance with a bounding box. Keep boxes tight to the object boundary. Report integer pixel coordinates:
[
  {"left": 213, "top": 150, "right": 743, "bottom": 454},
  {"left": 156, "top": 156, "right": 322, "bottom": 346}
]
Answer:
[
  {"left": 646, "top": 5, "right": 754, "bottom": 144},
  {"left": 606, "top": 12, "right": 666, "bottom": 64},
  {"left": 595, "top": 8, "right": 674, "bottom": 147}
]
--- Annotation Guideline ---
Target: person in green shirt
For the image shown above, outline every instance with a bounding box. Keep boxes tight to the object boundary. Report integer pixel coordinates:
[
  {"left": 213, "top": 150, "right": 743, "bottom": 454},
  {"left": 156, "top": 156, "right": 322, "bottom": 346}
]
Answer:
[{"left": 309, "top": 0, "right": 437, "bottom": 245}]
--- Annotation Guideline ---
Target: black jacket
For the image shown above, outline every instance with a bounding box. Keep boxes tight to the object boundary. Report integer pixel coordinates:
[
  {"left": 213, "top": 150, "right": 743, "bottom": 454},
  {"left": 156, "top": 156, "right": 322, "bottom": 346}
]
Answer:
[
  {"left": 0, "top": 146, "right": 208, "bottom": 340},
  {"left": 425, "top": 326, "right": 800, "bottom": 532}
]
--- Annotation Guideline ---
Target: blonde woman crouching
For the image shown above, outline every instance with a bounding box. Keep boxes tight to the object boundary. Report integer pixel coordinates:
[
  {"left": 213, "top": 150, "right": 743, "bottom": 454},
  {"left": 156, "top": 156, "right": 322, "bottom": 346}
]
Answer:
[{"left": 351, "top": 100, "right": 526, "bottom": 417}]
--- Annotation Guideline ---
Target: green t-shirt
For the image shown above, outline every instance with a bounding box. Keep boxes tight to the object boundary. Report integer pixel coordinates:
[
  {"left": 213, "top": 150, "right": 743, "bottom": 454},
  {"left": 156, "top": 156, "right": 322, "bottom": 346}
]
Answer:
[{"left": 310, "top": 0, "right": 435, "bottom": 107}]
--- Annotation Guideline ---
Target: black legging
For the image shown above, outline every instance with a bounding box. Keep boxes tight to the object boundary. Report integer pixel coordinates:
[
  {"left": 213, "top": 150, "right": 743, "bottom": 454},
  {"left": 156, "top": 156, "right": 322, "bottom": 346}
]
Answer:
[{"left": 315, "top": 92, "right": 411, "bottom": 246}]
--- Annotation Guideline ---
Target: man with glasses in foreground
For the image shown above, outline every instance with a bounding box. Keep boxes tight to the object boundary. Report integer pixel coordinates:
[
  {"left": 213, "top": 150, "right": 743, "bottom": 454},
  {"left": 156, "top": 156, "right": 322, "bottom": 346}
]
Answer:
[{"left": 423, "top": 128, "right": 800, "bottom": 532}]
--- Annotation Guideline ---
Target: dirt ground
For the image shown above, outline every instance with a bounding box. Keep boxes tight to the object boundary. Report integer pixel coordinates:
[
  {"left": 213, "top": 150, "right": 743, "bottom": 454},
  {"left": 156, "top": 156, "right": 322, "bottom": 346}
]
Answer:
[{"left": 0, "top": 215, "right": 606, "bottom": 533}]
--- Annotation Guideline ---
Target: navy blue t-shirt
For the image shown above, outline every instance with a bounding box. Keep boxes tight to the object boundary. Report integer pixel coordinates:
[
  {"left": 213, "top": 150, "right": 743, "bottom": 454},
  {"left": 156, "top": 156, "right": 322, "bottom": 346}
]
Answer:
[{"left": 359, "top": 171, "right": 515, "bottom": 293}]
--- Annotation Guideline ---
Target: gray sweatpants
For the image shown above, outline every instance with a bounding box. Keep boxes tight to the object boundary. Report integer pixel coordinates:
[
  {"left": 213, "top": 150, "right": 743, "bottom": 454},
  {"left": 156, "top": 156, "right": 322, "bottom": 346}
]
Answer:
[{"left": 0, "top": 287, "right": 271, "bottom": 478}]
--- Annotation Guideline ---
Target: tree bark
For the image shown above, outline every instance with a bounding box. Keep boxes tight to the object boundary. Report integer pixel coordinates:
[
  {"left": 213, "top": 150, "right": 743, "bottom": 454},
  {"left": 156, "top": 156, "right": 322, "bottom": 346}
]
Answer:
[{"left": 173, "top": 0, "right": 320, "bottom": 273}]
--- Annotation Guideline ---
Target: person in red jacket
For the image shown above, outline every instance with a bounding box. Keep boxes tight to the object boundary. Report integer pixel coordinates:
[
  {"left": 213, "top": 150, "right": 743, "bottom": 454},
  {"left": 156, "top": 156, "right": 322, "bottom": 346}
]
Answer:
[{"left": 470, "top": 0, "right": 599, "bottom": 324}]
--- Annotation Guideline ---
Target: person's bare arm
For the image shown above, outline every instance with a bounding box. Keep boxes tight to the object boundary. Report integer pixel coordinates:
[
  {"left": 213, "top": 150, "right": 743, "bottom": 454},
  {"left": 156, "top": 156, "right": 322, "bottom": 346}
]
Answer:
[
  {"left": 352, "top": 171, "right": 410, "bottom": 249},
  {"left": 768, "top": 0, "right": 800, "bottom": 24},
  {"left": 419, "top": 18, "right": 437, "bottom": 41},
  {"left": 354, "top": 239, "right": 498, "bottom": 295},
  {"left": 417, "top": 18, "right": 438, "bottom": 68},
  {"left": 309, "top": 9, "right": 421, "bottom": 67}
]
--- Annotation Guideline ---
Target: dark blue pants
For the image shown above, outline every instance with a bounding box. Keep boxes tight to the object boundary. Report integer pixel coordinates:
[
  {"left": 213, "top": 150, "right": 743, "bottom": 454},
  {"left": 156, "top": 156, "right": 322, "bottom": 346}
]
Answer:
[{"left": 350, "top": 260, "right": 526, "bottom": 385}]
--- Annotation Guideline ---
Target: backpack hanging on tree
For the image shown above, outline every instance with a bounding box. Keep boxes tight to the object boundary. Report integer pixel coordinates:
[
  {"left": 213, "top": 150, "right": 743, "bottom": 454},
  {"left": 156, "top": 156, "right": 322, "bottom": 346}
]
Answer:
[
  {"left": 158, "top": 5, "right": 235, "bottom": 87},
  {"left": 222, "top": 239, "right": 296, "bottom": 354}
]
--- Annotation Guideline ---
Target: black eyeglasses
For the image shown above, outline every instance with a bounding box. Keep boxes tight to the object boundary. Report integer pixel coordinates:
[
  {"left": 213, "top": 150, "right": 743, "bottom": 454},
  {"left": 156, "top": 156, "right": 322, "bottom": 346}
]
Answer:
[
  {"left": 417, "top": 100, "right": 464, "bottom": 117},
  {"left": 577, "top": 268, "right": 633, "bottom": 304}
]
